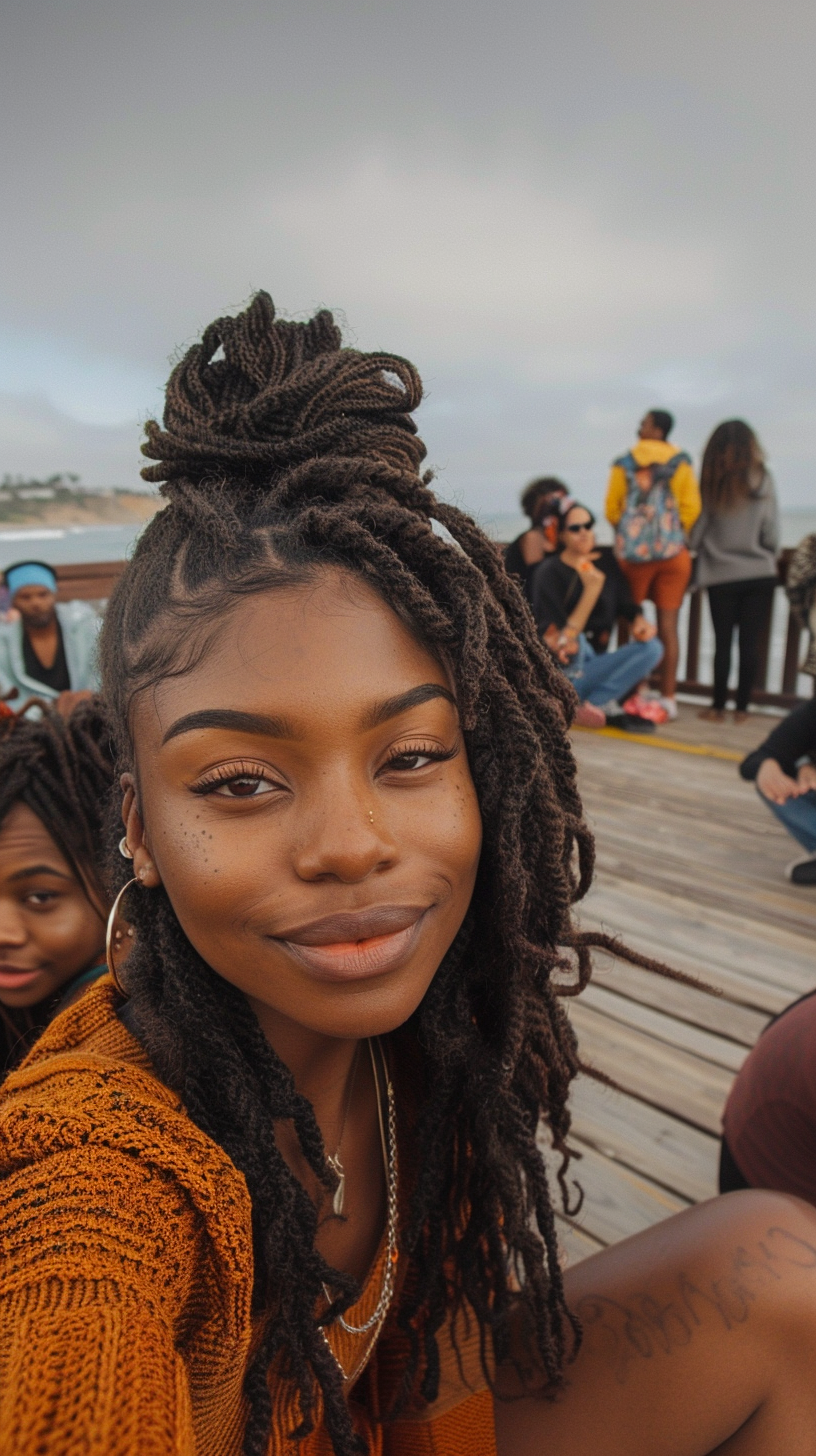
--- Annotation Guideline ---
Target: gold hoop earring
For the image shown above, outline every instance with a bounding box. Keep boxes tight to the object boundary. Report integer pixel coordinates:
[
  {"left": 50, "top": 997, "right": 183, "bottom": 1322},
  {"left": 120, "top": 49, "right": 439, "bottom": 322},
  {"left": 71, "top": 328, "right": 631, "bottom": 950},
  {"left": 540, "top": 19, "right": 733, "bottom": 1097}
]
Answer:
[
  {"left": 118, "top": 836, "right": 133, "bottom": 860},
  {"left": 105, "top": 877, "right": 138, "bottom": 997}
]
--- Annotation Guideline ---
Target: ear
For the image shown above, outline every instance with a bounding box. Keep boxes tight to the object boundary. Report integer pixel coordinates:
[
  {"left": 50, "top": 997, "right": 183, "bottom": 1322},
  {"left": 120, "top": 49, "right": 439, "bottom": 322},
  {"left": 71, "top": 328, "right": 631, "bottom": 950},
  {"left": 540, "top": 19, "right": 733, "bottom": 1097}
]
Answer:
[{"left": 120, "top": 772, "right": 162, "bottom": 890}]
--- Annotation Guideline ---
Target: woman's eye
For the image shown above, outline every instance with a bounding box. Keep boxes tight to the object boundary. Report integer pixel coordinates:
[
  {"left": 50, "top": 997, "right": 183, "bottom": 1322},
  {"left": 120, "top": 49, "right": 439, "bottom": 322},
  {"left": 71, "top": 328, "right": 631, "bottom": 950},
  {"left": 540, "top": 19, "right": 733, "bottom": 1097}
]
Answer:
[
  {"left": 210, "top": 775, "right": 276, "bottom": 798},
  {"left": 383, "top": 746, "right": 456, "bottom": 773},
  {"left": 25, "top": 891, "right": 59, "bottom": 907},
  {"left": 389, "top": 753, "right": 434, "bottom": 771}
]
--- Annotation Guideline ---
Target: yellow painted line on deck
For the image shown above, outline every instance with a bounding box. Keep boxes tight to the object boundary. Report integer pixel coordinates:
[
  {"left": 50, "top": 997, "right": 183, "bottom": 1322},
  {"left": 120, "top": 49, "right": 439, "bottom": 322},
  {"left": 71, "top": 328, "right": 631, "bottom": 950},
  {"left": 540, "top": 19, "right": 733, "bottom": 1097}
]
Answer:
[{"left": 572, "top": 724, "right": 744, "bottom": 763}]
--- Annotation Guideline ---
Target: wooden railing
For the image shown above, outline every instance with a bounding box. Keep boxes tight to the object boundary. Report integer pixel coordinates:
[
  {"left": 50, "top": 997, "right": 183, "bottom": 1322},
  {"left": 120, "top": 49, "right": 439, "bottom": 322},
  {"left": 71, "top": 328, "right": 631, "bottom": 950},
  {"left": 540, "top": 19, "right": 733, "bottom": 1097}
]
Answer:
[
  {"left": 54, "top": 553, "right": 815, "bottom": 709},
  {"left": 676, "top": 548, "right": 810, "bottom": 709}
]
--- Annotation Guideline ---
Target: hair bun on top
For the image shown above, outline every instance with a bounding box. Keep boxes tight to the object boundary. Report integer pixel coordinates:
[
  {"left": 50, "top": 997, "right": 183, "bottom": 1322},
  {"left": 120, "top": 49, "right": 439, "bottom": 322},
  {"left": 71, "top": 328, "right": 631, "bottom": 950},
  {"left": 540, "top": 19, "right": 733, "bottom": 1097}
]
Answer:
[{"left": 140, "top": 291, "right": 427, "bottom": 493}]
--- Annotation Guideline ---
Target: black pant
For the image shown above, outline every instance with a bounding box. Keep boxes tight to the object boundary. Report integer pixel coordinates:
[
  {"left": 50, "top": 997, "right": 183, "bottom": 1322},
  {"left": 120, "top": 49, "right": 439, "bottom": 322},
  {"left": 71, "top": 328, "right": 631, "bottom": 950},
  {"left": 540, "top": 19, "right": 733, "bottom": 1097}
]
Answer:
[{"left": 707, "top": 577, "right": 776, "bottom": 712}]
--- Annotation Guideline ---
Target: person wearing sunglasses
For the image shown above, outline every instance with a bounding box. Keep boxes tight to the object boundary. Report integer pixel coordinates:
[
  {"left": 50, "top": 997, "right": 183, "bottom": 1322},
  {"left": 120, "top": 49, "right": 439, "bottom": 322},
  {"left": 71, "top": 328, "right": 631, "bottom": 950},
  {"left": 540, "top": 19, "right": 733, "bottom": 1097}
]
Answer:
[{"left": 531, "top": 501, "right": 663, "bottom": 731}]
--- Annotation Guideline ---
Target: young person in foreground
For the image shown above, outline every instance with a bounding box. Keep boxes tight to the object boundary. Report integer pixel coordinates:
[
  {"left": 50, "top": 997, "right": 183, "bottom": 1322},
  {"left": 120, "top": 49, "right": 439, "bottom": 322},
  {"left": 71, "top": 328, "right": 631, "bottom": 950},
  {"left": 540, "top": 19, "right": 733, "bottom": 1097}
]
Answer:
[
  {"left": 0, "top": 701, "right": 113, "bottom": 1074},
  {"left": 2, "top": 296, "right": 816, "bottom": 1456}
]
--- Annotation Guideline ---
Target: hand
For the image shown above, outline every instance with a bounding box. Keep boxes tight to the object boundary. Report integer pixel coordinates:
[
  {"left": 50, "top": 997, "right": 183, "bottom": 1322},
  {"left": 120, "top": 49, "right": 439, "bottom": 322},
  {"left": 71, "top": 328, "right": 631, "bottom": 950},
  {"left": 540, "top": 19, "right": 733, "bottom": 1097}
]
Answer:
[
  {"left": 757, "top": 757, "right": 799, "bottom": 805},
  {"left": 55, "top": 689, "right": 94, "bottom": 719},
  {"left": 576, "top": 560, "right": 605, "bottom": 588},
  {"left": 796, "top": 762, "right": 816, "bottom": 795},
  {"left": 543, "top": 625, "right": 578, "bottom": 664},
  {"left": 631, "top": 614, "right": 657, "bottom": 642}
]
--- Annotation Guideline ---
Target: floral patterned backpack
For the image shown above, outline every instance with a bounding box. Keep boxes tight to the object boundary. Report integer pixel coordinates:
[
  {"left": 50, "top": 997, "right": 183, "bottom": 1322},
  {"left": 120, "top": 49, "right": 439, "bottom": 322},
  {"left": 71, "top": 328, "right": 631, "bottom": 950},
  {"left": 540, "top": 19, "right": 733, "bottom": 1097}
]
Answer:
[{"left": 613, "top": 451, "right": 690, "bottom": 563}]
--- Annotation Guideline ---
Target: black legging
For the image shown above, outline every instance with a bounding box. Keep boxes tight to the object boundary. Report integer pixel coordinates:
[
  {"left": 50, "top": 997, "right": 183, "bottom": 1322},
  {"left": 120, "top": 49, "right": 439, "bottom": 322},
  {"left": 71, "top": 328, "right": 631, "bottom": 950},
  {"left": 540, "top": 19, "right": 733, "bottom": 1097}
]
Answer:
[{"left": 707, "top": 576, "right": 776, "bottom": 712}]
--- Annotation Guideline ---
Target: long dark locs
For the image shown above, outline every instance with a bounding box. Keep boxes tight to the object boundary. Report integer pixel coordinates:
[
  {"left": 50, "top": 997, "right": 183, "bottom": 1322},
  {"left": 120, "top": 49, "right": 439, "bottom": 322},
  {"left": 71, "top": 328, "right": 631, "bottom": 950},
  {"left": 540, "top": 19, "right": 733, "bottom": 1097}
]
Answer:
[
  {"left": 0, "top": 700, "right": 116, "bottom": 1073},
  {"left": 99, "top": 292, "right": 693, "bottom": 1455}
]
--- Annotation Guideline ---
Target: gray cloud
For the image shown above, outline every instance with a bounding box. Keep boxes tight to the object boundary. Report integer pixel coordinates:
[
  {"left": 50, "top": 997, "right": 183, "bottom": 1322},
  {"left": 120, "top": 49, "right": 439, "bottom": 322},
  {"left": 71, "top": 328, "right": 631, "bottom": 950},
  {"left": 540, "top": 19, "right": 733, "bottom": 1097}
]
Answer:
[{"left": 2, "top": 0, "right": 816, "bottom": 508}]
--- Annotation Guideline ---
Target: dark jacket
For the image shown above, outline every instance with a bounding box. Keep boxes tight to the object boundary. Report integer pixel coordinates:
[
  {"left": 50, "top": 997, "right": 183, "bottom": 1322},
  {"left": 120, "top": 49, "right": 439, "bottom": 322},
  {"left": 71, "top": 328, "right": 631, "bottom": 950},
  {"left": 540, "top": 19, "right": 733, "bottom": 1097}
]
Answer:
[
  {"left": 740, "top": 698, "right": 816, "bottom": 781},
  {"left": 531, "top": 546, "right": 639, "bottom": 653},
  {"left": 504, "top": 535, "right": 547, "bottom": 604}
]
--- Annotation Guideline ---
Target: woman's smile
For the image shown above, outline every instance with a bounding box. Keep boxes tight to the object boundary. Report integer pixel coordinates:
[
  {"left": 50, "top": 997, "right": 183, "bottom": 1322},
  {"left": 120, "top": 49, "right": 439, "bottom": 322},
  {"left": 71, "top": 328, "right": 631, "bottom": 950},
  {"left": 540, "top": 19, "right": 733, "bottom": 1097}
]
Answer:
[{"left": 275, "top": 904, "right": 430, "bottom": 982}]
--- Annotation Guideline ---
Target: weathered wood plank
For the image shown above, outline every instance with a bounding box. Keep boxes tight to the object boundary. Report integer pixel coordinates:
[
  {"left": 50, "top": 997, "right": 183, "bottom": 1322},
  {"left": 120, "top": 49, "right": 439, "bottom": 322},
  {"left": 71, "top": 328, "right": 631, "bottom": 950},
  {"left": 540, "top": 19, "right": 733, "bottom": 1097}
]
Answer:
[
  {"left": 555, "top": 1216, "right": 606, "bottom": 1264},
  {"left": 567, "top": 1076, "right": 720, "bottom": 1204},
  {"left": 568, "top": 1001, "right": 734, "bottom": 1134},
  {"left": 574, "top": 983, "right": 748, "bottom": 1073},
  {"left": 550, "top": 1137, "right": 690, "bottom": 1247},
  {"left": 584, "top": 952, "right": 769, "bottom": 1046}
]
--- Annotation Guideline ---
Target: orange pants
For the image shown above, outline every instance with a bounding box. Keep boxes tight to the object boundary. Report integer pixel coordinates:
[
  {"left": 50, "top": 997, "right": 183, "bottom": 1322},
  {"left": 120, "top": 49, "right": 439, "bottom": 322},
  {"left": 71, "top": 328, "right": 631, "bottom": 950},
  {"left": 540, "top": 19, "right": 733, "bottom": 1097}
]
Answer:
[{"left": 619, "top": 547, "right": 692, "bottom": 611}]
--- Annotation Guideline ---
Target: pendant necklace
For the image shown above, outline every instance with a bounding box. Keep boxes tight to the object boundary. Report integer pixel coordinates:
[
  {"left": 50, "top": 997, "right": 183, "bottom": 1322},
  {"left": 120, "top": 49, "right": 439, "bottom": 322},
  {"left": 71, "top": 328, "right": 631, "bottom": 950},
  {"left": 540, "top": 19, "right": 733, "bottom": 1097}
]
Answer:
[
  {"left": 320, "top": 1038, "right": 400, "bottom": 1383},
  {"left": 326, "top": 1041, "right": 361, "bottom": 1216}
]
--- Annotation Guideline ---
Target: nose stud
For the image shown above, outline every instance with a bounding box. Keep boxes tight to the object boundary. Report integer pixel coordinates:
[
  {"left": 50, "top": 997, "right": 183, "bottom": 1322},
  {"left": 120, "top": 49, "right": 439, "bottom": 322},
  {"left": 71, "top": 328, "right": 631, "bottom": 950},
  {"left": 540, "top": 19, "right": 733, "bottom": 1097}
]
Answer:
[{"left": 368, "top": 810, "right": 374, "bottom": 824}]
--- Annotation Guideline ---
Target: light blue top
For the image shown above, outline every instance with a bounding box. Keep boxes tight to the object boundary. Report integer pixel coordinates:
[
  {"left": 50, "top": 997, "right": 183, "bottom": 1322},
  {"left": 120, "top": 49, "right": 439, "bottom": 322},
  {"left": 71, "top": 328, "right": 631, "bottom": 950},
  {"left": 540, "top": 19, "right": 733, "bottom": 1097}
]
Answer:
[{"left": 0, "top": 600, "right": 101, "bottom": 706}]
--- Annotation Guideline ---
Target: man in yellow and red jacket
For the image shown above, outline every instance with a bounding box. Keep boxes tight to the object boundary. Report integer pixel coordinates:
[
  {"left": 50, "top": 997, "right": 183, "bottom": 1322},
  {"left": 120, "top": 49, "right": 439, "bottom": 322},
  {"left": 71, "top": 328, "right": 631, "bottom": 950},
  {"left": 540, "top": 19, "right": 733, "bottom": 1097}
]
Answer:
[{"left": 605, "top": 409, "right": 701, "bottom": 720}]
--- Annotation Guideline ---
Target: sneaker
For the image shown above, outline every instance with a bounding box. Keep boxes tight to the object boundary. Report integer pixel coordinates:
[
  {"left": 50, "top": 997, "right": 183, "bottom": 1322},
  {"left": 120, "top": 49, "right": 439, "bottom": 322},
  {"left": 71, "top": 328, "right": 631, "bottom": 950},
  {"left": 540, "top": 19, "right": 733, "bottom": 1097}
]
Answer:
[
  {"left": 786, "top": 855, "right": 816, "bottom": 886},
  {"left": 623, "top": 693, "right": 669, "bottom": 725},
  {"left": 656, "top": 695, "right": 678, "bottom": 721},
  {"left": 574, "top": 702, "right": 606, "bottom": 729},
  {"left": 606, "top": 711, "right": 656, "bottom": 734}
]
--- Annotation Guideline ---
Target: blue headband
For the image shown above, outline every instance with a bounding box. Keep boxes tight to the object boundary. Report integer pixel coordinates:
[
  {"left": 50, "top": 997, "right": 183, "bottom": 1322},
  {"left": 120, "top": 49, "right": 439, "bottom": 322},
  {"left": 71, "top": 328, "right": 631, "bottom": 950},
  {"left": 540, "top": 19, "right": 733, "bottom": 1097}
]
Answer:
[{"left": 5, "top": 563, "right": 57, "bottom": 598}]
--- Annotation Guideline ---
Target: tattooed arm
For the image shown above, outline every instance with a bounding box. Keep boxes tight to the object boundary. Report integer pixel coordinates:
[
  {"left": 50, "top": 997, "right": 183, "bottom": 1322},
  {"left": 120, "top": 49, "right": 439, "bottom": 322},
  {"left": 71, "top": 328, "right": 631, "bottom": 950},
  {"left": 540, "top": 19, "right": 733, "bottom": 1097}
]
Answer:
[{"left": 494, "top": 1191, "right": 816, "bottom": 1456}]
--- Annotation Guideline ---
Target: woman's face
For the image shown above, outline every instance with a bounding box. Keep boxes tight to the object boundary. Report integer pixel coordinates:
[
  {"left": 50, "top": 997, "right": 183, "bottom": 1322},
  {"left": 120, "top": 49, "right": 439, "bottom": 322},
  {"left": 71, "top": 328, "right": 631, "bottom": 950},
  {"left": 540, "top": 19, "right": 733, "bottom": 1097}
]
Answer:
[
  {"left": 0, "top": 803, "right": 106, "bottom": 1008},
  {"left": 125, "top": 571, "right": 482, "bottom": 1045},
  {"left": 560, "top": 507, "right": 596, "bottom": 556}
]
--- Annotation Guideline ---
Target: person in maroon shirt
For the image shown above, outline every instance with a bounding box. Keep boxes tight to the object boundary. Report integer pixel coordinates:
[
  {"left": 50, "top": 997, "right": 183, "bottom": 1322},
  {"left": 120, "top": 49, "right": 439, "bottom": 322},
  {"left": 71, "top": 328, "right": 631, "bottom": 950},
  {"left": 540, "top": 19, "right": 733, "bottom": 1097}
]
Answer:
[{"left": 721, "top": 990, "right": 816, "bottom": 1205}]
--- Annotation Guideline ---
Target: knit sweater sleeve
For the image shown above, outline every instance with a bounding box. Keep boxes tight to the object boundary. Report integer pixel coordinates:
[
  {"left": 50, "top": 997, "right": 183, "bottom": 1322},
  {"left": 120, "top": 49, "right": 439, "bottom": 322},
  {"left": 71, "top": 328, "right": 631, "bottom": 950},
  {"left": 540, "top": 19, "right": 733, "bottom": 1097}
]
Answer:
[{"left": 0, "top": 1139, "right": 202, "bottom": 1454}]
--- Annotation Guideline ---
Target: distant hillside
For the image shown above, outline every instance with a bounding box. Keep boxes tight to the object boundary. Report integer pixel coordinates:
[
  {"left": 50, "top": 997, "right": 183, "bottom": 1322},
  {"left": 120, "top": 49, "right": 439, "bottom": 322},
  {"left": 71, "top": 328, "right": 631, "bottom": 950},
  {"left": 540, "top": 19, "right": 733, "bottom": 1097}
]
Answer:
[{"left": 0, "top": 475, "right": 163, "bottom": 527}]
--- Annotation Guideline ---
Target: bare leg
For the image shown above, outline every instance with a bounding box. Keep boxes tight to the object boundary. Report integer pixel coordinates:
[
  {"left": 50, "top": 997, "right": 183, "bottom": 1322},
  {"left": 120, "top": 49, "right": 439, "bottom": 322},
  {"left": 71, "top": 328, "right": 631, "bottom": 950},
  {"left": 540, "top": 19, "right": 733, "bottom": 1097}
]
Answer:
[
  {"left": 494, "top": 1192, "right": 816, "bottom": 1455},
  {"left": 656, "top": 606, "right": 680, "bottom": 697}
]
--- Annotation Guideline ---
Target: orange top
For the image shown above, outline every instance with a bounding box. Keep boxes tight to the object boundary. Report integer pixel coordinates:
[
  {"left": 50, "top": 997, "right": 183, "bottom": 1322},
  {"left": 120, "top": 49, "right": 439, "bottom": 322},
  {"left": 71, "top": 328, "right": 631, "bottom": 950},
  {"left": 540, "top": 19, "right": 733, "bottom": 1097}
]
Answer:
[{"left": 0, "top": 980, "right": 495, "bottom": 1455}]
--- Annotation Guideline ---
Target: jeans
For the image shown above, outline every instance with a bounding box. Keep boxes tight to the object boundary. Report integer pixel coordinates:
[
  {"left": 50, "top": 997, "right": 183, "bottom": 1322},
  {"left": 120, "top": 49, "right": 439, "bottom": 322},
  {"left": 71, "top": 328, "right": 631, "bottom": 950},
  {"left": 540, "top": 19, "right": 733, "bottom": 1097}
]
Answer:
[
  {"left": 757, "top": 786, "right": 816, "bottom": 854},
  {"left": 564, "top": 634, "right": 664, "bottom": 706},
  {"left": 707, "top": 578, "right": 776, "bottom": 712}
]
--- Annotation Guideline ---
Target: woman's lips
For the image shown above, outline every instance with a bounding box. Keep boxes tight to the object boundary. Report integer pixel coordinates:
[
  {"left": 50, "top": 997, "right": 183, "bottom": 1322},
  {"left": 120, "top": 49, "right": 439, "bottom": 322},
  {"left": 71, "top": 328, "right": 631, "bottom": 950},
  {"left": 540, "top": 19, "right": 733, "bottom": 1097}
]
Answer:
[
  {"left": 276, "top": 905, "right": 428, "bottom": 983},
  {"left": 0, "top": 965, "right": 43, "bottom": 990}
]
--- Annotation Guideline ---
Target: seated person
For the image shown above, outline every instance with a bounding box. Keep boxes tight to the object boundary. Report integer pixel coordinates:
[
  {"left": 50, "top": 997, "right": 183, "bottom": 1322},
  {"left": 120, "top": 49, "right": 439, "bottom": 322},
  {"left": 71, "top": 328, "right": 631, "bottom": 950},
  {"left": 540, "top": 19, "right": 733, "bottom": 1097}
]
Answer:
[
  {"left": 0, "top": 561, "right": 101, "bottom": 716},
  {"left": 739, "top": 696, "right": 816, "bottom": 884},
  {"left": 531, "top": 500, "right": 664, "bottom": 731},
  {"left": 0, "top": 700, "right": 114, "bottom": 1075},
  {"left": 720, "top": 991, "right": 816, "bottom": 1206},
  {"left": 504, "top": 477, "right": 568, "bottom": 602}
]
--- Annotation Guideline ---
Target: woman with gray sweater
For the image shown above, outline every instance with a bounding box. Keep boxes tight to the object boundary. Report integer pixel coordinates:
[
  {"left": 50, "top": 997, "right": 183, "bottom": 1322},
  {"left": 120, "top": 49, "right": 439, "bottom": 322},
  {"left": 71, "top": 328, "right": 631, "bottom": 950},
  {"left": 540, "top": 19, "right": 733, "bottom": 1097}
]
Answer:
[{"left": 690, "top": 420, "right": 779, "bottom": 721}]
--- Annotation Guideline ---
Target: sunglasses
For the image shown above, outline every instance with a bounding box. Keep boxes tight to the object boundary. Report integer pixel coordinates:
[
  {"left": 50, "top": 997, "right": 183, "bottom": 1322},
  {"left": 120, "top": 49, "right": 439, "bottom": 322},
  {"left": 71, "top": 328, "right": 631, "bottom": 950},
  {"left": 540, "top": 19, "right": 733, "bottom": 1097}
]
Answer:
[{"left": 565, "top": 520, "right": 594, "bottom": 533}]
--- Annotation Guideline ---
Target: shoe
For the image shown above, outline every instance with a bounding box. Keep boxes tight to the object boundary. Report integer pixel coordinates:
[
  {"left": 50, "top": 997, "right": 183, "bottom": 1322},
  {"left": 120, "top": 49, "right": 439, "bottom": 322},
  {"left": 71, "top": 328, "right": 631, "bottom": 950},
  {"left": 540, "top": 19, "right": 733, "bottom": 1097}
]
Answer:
[
  {"left": 574, "top": 702, "right": 606, "bottom": 729},
  {"left": 657, "top": 696, "right": 678, "bottom": 721},
  {"left": 606, "top": 711, "right": 656, "bottom": 734},
  {"left": 623, "top": 693, "right": 669, "bottom": 724},
  {"left": 786, "top": 855, "right": 816, "bottom": 886},
  {"left": 698, "top": 707, "right": 726, "bottom": 722}
]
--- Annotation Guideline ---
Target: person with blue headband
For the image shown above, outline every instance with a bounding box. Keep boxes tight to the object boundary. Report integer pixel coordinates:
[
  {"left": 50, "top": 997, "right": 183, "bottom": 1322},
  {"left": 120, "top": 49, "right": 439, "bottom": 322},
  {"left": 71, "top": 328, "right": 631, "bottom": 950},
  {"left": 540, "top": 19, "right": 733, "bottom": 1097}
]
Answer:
[{"left": 0, "top": 561, "right": 100, "bottom": 715}]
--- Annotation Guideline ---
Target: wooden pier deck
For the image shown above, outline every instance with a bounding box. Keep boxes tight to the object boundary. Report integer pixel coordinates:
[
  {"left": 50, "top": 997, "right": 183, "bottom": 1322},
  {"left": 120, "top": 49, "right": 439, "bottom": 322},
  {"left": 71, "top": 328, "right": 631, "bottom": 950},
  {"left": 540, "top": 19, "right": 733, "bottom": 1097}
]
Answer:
[{"left": 552, "top": 703, "right": 816, "bottom": 1266}]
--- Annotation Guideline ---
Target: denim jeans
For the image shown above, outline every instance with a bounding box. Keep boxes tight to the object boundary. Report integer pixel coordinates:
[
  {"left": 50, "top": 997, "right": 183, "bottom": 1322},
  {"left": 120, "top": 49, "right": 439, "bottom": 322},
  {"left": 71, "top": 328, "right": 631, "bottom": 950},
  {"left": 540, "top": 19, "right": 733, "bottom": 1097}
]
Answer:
[
  {"left": 564, "top": 634, "right": 664, "bottom": 706},
  {"left": 757, "top": 787, "right": 816, "bottom": 854}
]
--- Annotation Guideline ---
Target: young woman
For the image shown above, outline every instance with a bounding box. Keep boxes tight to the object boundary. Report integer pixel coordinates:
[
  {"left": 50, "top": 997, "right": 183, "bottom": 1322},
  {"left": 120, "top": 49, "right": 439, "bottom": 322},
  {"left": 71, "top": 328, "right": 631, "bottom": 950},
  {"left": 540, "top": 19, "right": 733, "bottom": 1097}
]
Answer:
[
  {"left": 2, "top": 294, "right": 816, "bottom": 1456},
  {"left": 690, "top": 420, "right": 779, "bottom": 722},
  {"left": 0, "top": 700, "right": 113, "bottom": 1074},
  {"left": 503, "top": 477, "right": 568, "bottom": 602},
  {"left": 531, "top": 501, "right": 663, "bottom": 731}
]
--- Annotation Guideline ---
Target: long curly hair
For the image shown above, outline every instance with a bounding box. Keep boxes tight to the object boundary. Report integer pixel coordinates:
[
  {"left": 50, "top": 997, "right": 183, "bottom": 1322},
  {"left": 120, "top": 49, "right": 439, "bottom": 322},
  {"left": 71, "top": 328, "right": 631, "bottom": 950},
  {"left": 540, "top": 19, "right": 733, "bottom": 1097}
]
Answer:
[
  {"left": 700, "top": 418, "right": 766, "bottom": 514},
  {"left": 99, "top": 291, "right": 679, "bottom": 1456},
  {"left": 0, "top": 700, "right": 115, "bottom": 1072}
]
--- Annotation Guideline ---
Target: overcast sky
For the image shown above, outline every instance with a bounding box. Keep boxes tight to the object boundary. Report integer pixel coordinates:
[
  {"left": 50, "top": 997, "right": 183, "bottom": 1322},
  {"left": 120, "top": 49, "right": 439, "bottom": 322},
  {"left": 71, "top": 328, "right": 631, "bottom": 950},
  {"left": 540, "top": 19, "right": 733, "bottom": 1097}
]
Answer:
[{"left": 3, "top": 0, "right": 816, "bottom": 518}]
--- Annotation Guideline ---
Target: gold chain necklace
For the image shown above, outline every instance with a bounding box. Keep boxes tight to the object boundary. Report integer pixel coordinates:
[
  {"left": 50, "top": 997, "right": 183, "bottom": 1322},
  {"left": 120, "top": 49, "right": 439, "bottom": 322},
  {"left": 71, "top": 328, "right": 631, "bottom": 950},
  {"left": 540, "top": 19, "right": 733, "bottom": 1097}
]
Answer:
[{"left": 320, "top": 1038, "right": 399, "bottom": 1382}]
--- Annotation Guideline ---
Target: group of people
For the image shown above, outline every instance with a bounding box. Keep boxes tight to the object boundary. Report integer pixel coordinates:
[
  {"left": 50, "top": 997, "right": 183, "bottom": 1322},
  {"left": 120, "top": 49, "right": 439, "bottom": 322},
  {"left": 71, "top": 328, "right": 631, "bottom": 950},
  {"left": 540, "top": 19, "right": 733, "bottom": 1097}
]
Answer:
[
  {"left": 3, "top": 293, "right": 816, "bottom": 1456},
  {"left": 506, "top": 410, "right": 781, "bottom": 730}
]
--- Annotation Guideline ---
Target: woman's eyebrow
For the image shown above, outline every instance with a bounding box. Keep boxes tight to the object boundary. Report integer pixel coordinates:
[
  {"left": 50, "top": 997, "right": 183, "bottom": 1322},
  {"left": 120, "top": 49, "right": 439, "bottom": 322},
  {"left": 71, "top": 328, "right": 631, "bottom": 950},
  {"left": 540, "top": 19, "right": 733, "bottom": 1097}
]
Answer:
[
  {"left": 362, "top": 684, "right": 457, "bottom": 730},
  {"left": 9, "top": 865, "right": 73, "bottom": 883},
  {"left": 162, "top": 708, "right": 296, "bottom": 745}
]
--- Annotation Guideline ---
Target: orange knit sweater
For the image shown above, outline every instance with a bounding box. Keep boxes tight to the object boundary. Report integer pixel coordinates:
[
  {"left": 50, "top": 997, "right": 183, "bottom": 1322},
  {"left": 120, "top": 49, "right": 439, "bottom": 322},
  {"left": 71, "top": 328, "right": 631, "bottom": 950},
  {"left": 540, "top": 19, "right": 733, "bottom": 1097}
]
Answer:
[{"left": 0, "top": 980, "right": 495, "bottom": 1455}]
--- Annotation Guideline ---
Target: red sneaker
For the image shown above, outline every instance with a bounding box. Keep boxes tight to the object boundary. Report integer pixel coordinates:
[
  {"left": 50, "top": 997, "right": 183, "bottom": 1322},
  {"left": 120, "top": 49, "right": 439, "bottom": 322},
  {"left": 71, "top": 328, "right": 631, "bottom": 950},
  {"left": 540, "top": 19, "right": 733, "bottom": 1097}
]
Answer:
[{"left": 622, "top": 693, "right": 668, "bottom": 725}]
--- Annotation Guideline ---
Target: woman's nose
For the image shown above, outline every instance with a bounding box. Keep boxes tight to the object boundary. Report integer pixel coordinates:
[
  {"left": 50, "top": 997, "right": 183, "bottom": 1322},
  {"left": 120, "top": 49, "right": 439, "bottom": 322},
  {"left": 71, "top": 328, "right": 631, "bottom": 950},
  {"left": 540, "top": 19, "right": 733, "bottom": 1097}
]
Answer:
[
  {"left": 0, "top": 900, "right": 28, "bottom": 948},
  {"left": 291, "top": 793, "right": 395, "bottom": 883}
]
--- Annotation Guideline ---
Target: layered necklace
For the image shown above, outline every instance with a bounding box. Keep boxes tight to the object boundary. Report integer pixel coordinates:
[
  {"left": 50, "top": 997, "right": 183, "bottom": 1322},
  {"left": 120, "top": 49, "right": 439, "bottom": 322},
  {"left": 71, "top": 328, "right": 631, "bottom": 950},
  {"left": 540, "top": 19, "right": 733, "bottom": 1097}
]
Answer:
[{"left": 320, "top": 1038, "right": 399, "bottom": 1383}]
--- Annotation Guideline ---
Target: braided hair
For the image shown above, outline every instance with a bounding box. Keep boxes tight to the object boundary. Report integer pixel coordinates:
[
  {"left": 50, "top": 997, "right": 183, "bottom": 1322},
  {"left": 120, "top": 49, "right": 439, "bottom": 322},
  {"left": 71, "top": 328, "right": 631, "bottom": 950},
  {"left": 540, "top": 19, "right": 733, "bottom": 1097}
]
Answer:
[
  {"left": 99, "top": 291, "right": 675, "bottom": 1455},
  {"left": 0, "top": 700, "right": 116, "bottom": 1071}
]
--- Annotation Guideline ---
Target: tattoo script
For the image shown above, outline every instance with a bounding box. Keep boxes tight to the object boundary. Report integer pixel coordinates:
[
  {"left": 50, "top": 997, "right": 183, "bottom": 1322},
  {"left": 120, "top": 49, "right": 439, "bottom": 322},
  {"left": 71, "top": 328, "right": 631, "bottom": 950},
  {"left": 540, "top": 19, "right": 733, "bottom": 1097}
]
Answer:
[{"left": 574, "top": 1226, "right": 816, "bottom": 1386}]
